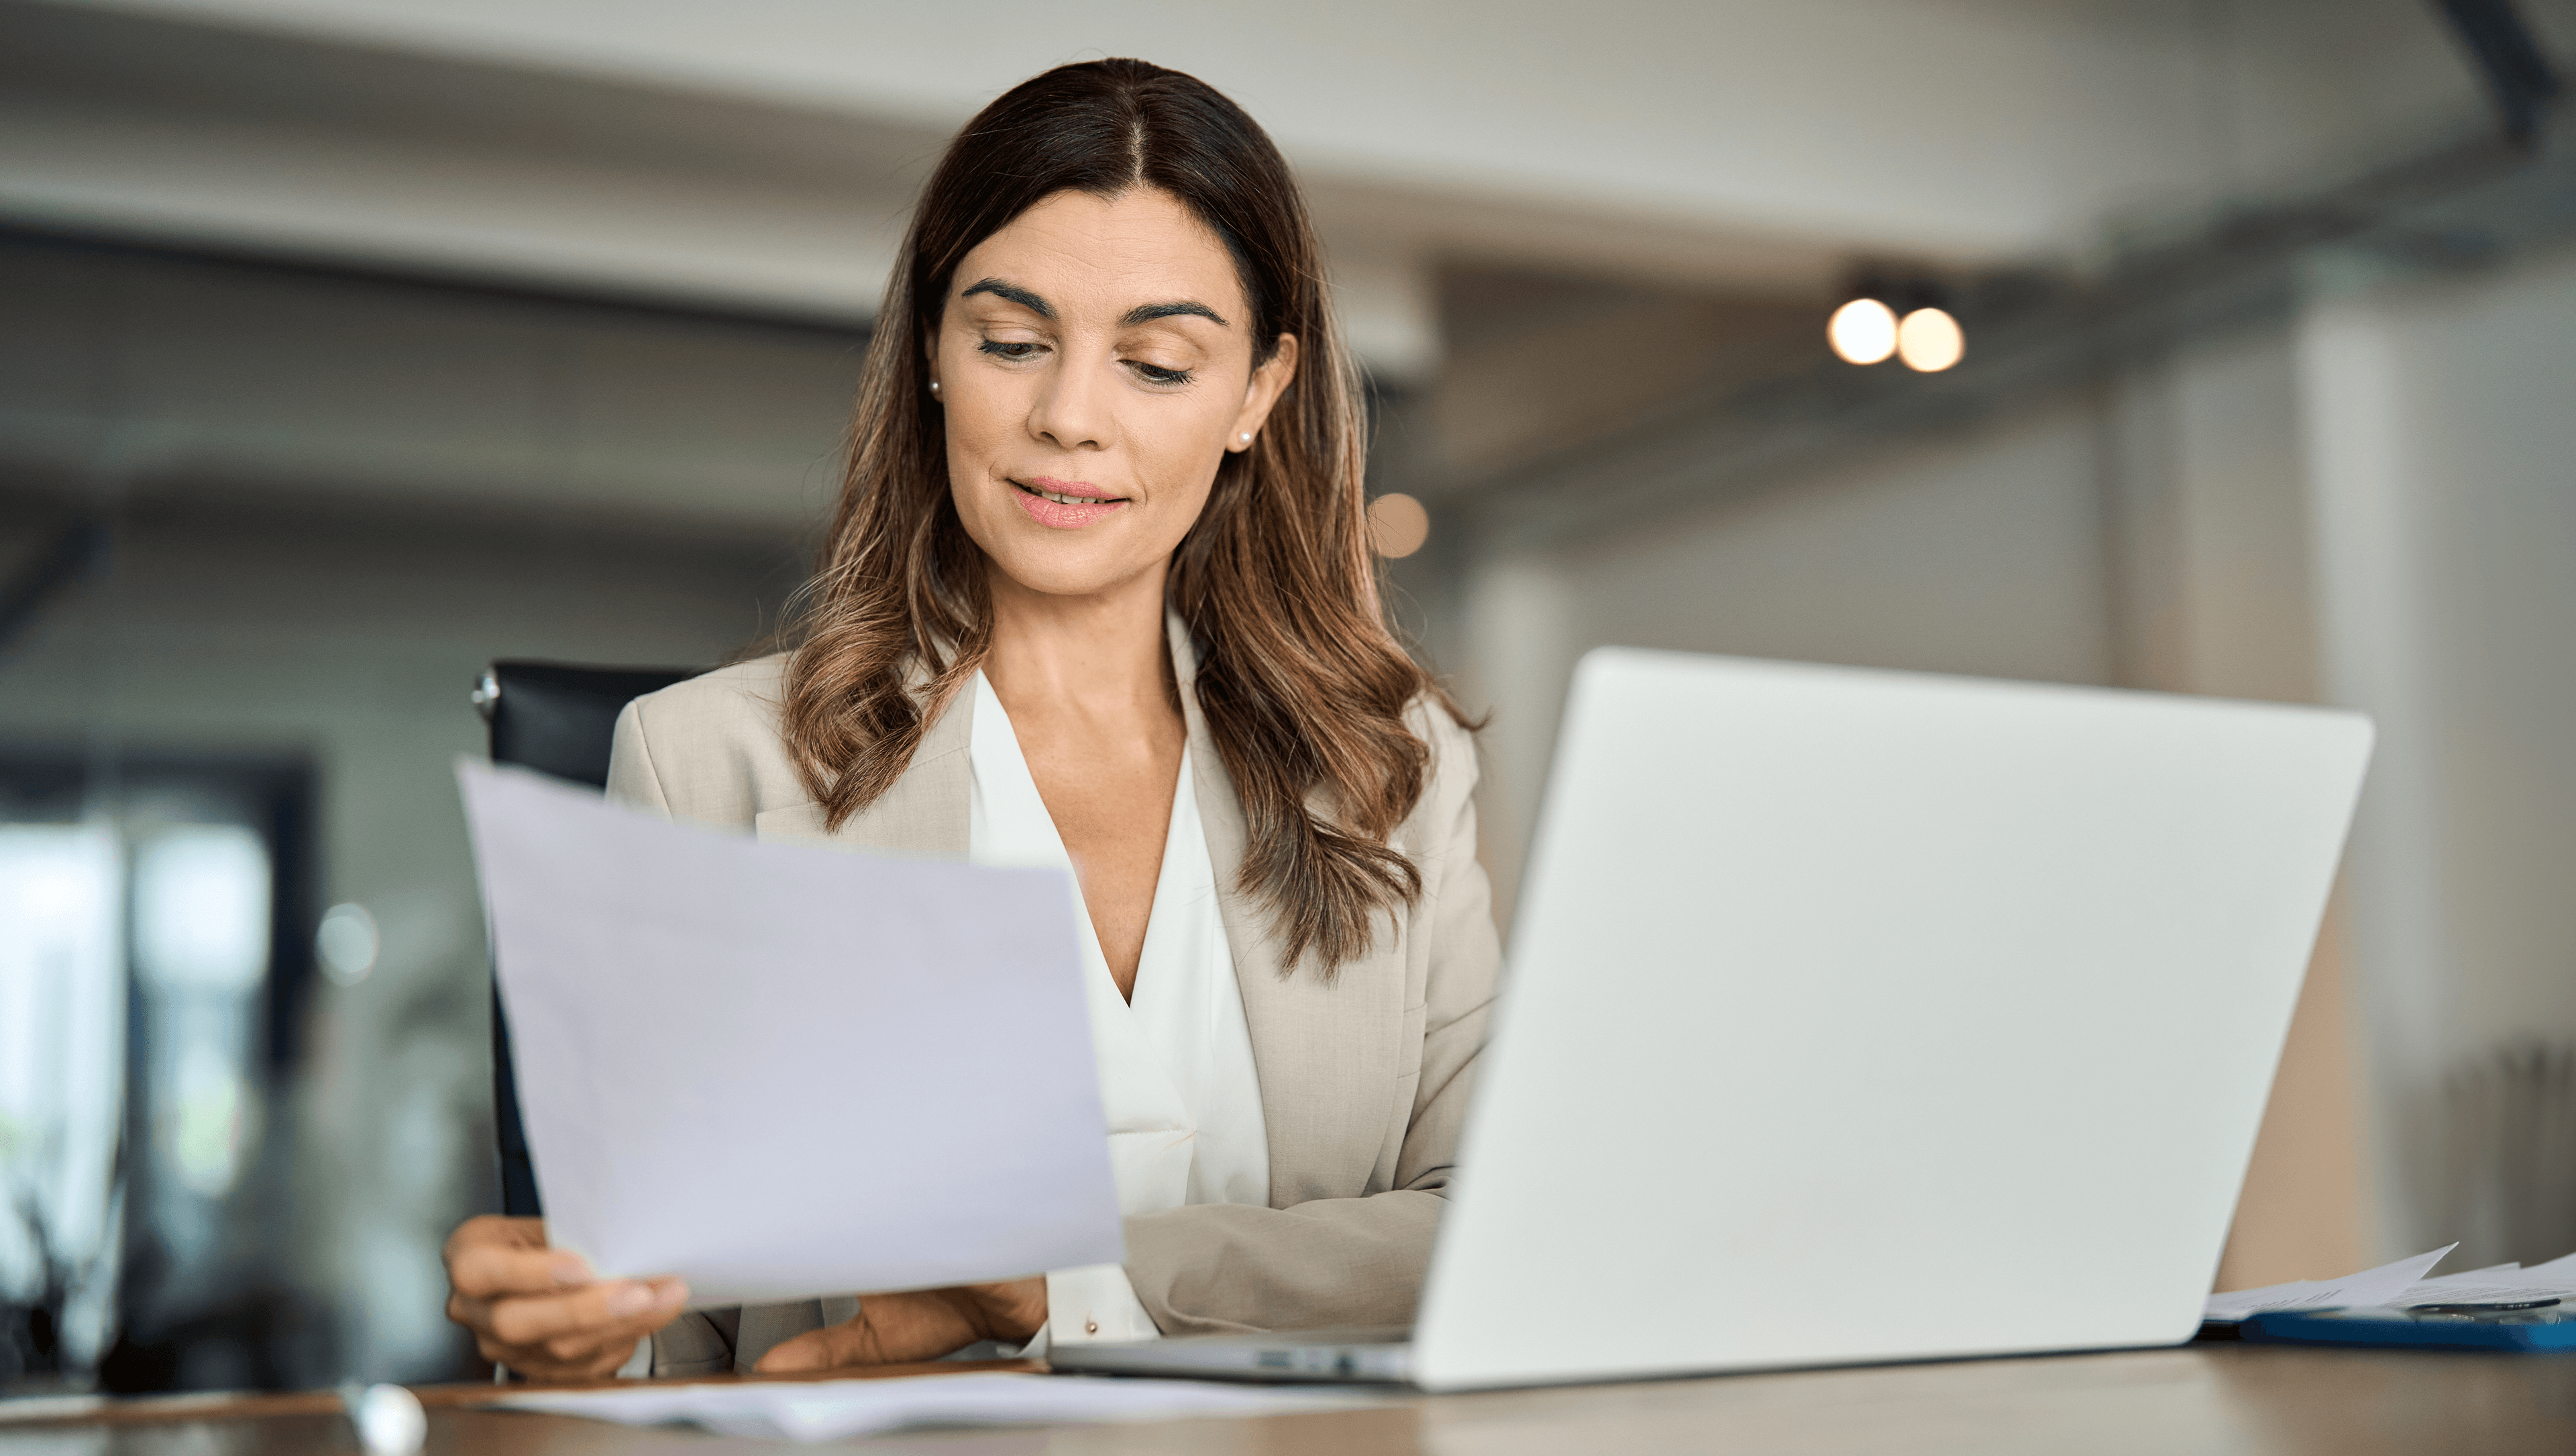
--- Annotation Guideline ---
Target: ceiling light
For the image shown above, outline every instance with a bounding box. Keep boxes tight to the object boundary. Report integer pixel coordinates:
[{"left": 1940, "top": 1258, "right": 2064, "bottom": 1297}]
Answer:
[
  {"left": 1828, "top": 298, "right": 1898, "bottom": 365},
  {"left": 1897, "top": 307, "right": 1964, "bottom": 372}
]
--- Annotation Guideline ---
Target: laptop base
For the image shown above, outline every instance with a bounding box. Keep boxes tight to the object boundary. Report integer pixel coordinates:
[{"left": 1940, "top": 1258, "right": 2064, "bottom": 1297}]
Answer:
[{"left": 1049, "top": 1328, "right": 1413, "bottom": 1385}]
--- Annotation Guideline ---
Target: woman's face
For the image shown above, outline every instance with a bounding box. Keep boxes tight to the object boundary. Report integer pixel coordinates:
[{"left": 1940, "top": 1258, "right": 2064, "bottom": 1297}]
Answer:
[{"left": 931, "top": 187, "right": 1297, "bottom": 602}]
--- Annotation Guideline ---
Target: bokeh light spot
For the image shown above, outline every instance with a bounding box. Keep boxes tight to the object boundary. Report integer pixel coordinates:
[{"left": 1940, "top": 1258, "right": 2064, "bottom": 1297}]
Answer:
[
  {"left": 1898, "top": 307, "right": 1964, "bottom": 372},
  {"left": 1368, "top": 492, "right": 1431, "bottom": 559},
  {"left": 1828, "top": 298, "right": 1898, "bottom": 365},
  {"left": 318, "top": 901, "right": 381, "bottom": 986}
]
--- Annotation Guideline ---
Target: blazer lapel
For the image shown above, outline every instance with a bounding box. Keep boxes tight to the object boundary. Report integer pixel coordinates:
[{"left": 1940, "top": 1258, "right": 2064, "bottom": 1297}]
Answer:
[
  {"left": 751, "top": 676, "right": 973, "bottom": 857},
  {"left": 1169, "top": 612, "right": 1407, "bottom": 1207}
]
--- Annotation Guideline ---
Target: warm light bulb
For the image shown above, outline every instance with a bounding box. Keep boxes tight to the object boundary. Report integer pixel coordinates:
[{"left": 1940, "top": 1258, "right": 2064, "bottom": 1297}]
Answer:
[
  {"left": 1828, "top": 297, "right": 1898, "bottom": 365},
  {"left": 1897, "top": 307, "right": 1963, "bottom": 372}
]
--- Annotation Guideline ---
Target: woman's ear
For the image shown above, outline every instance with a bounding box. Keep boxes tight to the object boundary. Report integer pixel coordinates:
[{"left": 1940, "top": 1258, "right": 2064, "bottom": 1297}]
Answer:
[{"left": 1230, "top": 334, "right": 1299, "bottom": 452}]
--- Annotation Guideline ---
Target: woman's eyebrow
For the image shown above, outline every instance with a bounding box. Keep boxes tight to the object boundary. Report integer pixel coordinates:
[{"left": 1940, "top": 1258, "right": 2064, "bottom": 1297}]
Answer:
[
  {"left": 1121, "top": 300, "right": 1230, "bottom": 327},
  {"left": 960, "top": 278, "right": 1052, "bottom": 317}
]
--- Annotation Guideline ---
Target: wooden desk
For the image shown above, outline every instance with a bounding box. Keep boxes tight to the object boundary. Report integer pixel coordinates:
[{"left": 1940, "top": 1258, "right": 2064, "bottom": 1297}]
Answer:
[{"left": 9, "top": 1346, "right": 2574, "bottom": 1454}]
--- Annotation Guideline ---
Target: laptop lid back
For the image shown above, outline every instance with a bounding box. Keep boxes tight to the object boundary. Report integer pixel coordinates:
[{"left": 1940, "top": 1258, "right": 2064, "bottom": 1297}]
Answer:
[{"left": 1412, "top": 649, "right": 2371, "bottom": 1390}]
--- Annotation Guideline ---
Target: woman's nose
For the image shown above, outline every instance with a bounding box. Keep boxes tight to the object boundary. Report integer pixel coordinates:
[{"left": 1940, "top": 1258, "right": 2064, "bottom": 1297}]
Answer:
[{"left": 1028, "top": 356, "right": 1112, "bottom": 450}]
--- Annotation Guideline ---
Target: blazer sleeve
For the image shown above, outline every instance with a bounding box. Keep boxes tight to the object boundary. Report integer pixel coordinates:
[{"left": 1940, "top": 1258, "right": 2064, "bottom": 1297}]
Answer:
[
  {"left": 605, "top": 700, "right": 675, "bottom": 819},
  {"left": 1118, "top": 712, "right": 1501, "bottom": 1334}
]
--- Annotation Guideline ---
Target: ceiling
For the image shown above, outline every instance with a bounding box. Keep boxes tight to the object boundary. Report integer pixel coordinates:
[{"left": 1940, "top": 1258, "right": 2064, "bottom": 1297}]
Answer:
[{"left": 7, "top": 0, "right": 2524, "bottom": 386}]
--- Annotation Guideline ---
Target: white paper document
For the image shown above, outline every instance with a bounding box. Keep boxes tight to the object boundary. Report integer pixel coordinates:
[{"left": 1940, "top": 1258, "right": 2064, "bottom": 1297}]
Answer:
[
  {"left": 498, "top": 1373, "right": 1371, "bottom": 1443},
  {"left": 2202, "top": 1244, "right": 2456, "bottom": 1320},
  {"left": 2371, "top": 1248, "right": 2576, "bottom": 1306},
  {"left": 2208, "top": 1243, "right": 2576, "bottom": 1321},
  {"left": 458, "top": 760, "right": 1125, "bottom": 1306}
]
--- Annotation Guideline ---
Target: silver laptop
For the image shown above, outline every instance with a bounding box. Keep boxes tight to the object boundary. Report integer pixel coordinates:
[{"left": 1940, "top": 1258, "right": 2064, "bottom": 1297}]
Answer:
[{"left": 1052, "top": 647, "right": 2373, "bottom": 1392}]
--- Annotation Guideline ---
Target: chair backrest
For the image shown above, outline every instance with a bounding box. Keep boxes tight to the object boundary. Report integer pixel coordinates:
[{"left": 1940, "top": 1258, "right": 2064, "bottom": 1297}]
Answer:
[{"left": 476, "top": 660, "right": 700, "bottom": 1217}]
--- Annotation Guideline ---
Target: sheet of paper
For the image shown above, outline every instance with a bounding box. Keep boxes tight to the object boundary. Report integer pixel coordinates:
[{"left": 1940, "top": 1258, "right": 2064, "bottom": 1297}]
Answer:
[
  {"left": 2203, "top": 1244, "right": 2456, "bottom": 1320},
  {"left": 2330, "top": 1245, "right": 2460, "bottom": 1306},
  {"left": 2511, "top": 1249, "right": 2576, "bottom": 1282},
  {"left": 498, "top": 1373, "right": 1372, "bottom": 1442},
  {"left": 2381, "top": 1280, "right": 2565, "bottom": 1304},
  {"left": 458, "top": 761, "right": 1124, "bottom": 1305},
  {"left": 2387, "top": 1251, "right": 2576, "bottom": 1306},
  {"left": 2409, "top": 1262, "right": 2521, "bottom": 1288},
  {"left": 2210, "top": 1246, "right": 2576, "bottom": 1319},
  {"left": 2199, "top": 1278, "right": 2324, "bottom": 1320}
]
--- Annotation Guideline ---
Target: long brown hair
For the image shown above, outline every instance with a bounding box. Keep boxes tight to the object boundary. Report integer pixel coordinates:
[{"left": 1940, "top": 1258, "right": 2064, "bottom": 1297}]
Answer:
[{"left": 782, "top": 58, "right": 1459, "bottom": 976}]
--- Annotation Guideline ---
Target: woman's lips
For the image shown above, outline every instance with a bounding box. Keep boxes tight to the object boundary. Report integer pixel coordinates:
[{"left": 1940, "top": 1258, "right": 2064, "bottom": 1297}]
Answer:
[{"left": 1010, "top": 476, "right": 1128, "bottom": 529}]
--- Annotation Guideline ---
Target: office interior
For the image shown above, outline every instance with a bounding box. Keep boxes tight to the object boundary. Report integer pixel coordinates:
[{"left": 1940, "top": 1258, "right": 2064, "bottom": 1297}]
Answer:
[{"left": 2, "top": 0, "right": 2573, "bottom": 1398}]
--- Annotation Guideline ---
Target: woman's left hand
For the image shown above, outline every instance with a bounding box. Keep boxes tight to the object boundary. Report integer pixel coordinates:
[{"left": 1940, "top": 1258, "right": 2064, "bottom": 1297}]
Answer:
[{"left": 754, "top": 1278, "right": 1048, "bottom": 1371}]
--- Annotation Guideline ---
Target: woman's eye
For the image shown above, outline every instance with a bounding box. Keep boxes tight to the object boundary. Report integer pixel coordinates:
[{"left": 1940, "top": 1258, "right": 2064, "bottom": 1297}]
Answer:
[
  {"left": 978, "top": 340, "right": 1045, "bottom": 362},
  {"left": 1130, "top": 361, "right": 1194, "bottom": 386}
]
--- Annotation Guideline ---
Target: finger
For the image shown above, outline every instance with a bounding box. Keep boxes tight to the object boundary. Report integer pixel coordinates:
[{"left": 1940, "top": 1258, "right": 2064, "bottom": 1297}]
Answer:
[
  {"left": 532, "top": 1317, "right": 657, "bottom": 1375},
  {"left": 486, "top": 1329, "right": 641, "bottom": 1384},
  {"left": 479, "top": 1323, "right": 628, "bottom": 1380},
  {"left": 487, "top": 1276, "right": 688, "bottom": 1349},
  {"left": 440, "top": 1214, "right": 547, "bottom": 1267},
  {"left": 489, "top": 1279, "right": 690, "bottom": 1381},
  {"left": 446, "top": 1288, "right": 494, "bottom": 1335},
  {"left": 448, "top": 1240, "right": 594, "bottom": 1302},
  {"left": 443, "top": 1213, "right": 543, "bottom": 1251},
  {"left": 757, "top": 1294, "right": 982, "bottom": 1373},
  {"left": 755, "top": 1320, "right": 860, "bottom": 1374},
  {"left": 957, "top": 1278, "right": 1047, "bottom": 1343}
]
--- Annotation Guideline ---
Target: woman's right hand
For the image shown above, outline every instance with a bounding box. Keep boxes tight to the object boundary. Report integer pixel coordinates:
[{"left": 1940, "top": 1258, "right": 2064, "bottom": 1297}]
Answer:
[{"left": 442, "top": 1215, "right": 690, "bottom": 1381}]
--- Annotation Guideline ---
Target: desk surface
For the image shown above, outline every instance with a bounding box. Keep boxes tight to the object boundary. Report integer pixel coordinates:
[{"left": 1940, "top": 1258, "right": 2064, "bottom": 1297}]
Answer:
[{"left": 10, "top": 1345, "right": 2575, "bottom": 1454}]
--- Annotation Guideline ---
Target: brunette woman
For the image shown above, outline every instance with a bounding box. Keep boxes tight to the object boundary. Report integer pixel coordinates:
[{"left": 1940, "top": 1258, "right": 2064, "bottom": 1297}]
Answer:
[{"left": 442, "top": 57, "right": 1497, "bottom": 1380}]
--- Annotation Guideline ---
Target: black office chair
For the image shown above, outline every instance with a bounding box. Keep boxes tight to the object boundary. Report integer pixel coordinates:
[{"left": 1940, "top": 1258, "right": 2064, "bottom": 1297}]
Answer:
[{"left": 473, "top": 660, "right": 700, "bottom": 1218}]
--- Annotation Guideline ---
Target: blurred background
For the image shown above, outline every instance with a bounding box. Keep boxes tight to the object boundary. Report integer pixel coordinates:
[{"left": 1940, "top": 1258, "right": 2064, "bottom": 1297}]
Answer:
[{"left": 3, "top": 0, "right": 2573, "bottom": 1396}]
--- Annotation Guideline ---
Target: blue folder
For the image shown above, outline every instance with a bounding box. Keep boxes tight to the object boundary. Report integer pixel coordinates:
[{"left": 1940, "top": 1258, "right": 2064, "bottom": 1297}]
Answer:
[{"left": 2245, "top": 1304, "right": 2576, "bottom": 1352}]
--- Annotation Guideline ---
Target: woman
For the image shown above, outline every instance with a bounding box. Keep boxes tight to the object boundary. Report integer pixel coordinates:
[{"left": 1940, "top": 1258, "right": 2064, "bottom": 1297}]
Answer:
[{"left": 443, "top": 57, "right": 1497, "bottom": 1380}]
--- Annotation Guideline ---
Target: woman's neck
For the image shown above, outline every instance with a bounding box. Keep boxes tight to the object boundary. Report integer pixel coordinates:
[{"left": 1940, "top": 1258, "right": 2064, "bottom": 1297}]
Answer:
[{"left": 981, "top": 555, "right": 1177, "bottom": 718}]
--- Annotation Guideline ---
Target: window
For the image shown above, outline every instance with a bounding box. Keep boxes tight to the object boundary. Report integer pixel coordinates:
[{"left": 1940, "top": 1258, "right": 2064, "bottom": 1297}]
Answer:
[{"left": 0, "top": 751, "right": 319, "bottom": 1394}]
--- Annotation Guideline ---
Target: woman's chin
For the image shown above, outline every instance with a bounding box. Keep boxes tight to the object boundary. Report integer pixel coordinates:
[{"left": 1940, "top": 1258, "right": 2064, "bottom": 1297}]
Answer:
[{"left": 982, "top": 540, "right": 1165, "bottom": 603}]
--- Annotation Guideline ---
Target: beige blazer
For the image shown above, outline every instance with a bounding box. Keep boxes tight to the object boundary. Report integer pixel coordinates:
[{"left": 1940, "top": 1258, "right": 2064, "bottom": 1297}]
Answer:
[{"left": 603, "top": 614, "right": 1501, "bottom": 1375}]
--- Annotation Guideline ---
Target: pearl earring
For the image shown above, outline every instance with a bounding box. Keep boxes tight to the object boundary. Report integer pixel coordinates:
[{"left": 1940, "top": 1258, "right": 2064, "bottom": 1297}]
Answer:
[
  {"left": 1238, "top": 432, "right": 1252, "bottom": 444},
  {"left": 928, "top": 380, "right": 941, "bottom": 396}
]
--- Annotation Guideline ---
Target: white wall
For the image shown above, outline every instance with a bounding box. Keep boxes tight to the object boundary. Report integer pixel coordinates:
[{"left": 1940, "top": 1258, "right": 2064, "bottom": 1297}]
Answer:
[
  {"left": 2105, "top": 329, "right": 2322, "bottom": 702},
  {"left": 2100, "top": 324, "right": 2371, "bottom": 1282},
  {"left": 2301, "top": 244, "right": 2576, "bottom": 1258},
  {"left": 1460, "top": 397, "right": 2117, "bottom": 925}
]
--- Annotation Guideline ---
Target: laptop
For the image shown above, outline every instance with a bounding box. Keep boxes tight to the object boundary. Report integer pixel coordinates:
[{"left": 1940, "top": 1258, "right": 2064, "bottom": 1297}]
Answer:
[{"left": 1051, "top": 647, "right": 2373, "bottom": 1392}]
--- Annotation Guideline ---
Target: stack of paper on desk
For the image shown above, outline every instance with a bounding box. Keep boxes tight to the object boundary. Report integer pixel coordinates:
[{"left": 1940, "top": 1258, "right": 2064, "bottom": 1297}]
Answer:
[
  {"left": 457, "top": 761, "right": 1125, "bottom": 1305},
  {"left": 2389, "top": 1249, "right": 2576, "bottom": 1305},
  {"left": 498, "top": 1373, "right": 1372, "bottom": 1442},
  {"left": 2206, "top": 1244, "right": 2576, "bottom": 1320}
]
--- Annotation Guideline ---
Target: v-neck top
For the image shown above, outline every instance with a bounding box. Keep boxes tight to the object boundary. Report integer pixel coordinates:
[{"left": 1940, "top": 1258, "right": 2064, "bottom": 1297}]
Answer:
[{"left": 966, "top": 670, "right": 1269, "bottom": 1344}]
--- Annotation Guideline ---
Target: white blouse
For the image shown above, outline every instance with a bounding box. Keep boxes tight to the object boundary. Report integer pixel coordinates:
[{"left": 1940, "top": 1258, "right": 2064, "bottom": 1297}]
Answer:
[{"left": 965, "top": 671, "right": 1269, "bottom": 1347}]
